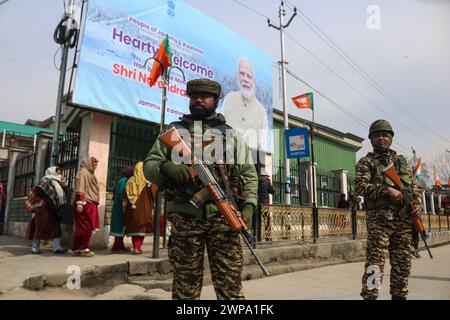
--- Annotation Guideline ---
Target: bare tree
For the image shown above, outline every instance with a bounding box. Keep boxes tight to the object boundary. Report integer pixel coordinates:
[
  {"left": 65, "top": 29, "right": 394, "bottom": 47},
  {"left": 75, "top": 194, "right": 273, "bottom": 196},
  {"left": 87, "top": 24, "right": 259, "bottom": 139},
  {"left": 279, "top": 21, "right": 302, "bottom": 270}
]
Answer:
[{"left": 431, "top": 151, "right": 450, "bottom": 185}]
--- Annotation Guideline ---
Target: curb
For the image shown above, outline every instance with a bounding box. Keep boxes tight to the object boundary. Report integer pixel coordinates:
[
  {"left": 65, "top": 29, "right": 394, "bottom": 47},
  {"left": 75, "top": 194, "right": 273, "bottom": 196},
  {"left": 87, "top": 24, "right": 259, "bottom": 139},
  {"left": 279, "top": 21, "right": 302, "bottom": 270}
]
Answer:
[{"left": 22, "top": 231, "right": 450, "bottom": 293}]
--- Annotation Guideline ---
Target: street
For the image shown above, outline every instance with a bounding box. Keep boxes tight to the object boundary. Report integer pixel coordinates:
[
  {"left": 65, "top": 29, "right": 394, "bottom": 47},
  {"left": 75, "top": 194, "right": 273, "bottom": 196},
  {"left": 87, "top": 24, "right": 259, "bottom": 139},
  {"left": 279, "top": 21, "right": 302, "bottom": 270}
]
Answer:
[
  {"left": 201, "top": 244, "right": 450, "bottom": 300},
  {"left": 1, "top": 243, "right": 449, "bottom": 300}
]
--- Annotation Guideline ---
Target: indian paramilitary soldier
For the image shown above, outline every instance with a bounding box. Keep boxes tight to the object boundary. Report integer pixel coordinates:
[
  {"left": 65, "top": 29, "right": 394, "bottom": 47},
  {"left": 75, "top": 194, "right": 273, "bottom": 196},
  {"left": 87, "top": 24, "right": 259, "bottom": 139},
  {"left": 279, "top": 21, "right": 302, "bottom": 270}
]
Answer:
[
  {"left": 143, "top": 78, "right": 258, "bottom": 300},
  {"left": 355, "top": 119, "right": 421, "bottom": 300}
]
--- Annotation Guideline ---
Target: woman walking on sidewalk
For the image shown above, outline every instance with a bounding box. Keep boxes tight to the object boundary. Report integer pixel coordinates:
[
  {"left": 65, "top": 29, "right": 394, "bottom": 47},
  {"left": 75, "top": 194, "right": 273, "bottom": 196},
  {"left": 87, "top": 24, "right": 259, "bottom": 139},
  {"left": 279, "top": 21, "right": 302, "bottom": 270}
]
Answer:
[
  {"left": 110, "top": 166, "right": 134, "bottom": 253},
  {"left": 72, "top": 156, "right": 100, "bottom": 257},
  {"left": 123, "top": 162, "right": 155, "bottom": 255},
  {"left": 25, "top": 166, "right": 68, "bottom": 254}
]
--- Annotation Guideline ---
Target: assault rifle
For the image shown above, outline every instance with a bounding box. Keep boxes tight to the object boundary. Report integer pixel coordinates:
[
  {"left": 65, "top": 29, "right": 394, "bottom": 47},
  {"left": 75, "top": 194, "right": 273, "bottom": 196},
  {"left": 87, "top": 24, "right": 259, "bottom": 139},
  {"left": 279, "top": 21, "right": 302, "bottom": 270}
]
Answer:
[
  {"left": 383, "top": 164, "right": 433, "bottom": 259},
  {"left": 159, "top": 127, "right": 271, "bottom": 276}
]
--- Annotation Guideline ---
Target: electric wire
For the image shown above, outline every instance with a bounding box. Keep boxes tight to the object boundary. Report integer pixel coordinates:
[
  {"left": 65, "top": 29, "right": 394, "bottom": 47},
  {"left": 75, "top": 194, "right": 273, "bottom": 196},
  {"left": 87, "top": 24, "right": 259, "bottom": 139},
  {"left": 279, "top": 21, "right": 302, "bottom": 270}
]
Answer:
[{"left": 285, "top": 0, "right": 450, "bottom": 146}]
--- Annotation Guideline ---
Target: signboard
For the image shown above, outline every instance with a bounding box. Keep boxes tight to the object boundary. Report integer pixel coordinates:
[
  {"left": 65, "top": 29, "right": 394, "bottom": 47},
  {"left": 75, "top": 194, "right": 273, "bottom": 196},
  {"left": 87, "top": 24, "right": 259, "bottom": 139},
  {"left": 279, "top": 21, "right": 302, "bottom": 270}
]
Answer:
[
  {"left": 72, "top": 0, "right": 273, "bottom": 152},
  {"left": 285, "top": 127, "right": 310, "bottom": 159}
]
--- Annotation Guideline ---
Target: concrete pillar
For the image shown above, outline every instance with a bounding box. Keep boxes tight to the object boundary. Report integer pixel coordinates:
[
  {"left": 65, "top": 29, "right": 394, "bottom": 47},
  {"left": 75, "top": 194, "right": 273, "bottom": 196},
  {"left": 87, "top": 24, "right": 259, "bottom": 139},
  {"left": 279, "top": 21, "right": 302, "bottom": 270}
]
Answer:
[
  {"left": 422, "top": 191, "right": 427, "bottom": 214},
  {"left": 78, "top": 112, "right": 112, "bottom": 249},
  {"left": 34, "top": 132, "right": 53, "bottom": 185},
  {"left": 430, "top": 192, "right": 435, "bottom": 215},
  {"left": 333, "top": 169, "right": 348, "bottom": 198},
  {"left": 3, "top": 151, "right": 20, "bottom": 235}
]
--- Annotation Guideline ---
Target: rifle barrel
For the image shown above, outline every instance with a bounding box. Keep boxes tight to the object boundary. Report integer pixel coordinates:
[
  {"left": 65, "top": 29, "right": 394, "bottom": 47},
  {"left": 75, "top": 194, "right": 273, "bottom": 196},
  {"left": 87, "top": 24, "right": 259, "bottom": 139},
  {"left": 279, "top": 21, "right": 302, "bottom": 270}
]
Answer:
[
  {"left": 420, "top": 233, "right": 433, "bottom": 259},
  {"left": 240, "top": 230, "right": 271, "bottom": 276}
]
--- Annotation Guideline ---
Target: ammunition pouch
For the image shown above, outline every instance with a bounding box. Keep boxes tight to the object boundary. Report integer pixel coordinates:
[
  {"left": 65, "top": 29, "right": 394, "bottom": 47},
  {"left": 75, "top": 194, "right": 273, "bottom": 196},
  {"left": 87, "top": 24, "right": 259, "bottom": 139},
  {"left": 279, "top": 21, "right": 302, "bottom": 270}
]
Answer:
[{"left": 366, "top": 196, "right": 401, "bottom": 211}]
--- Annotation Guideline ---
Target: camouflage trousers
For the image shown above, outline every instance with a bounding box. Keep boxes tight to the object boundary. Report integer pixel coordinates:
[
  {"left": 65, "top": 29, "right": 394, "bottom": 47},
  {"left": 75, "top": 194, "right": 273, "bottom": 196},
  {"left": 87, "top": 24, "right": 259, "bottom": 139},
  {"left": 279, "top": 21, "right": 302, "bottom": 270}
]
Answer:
[
  {"left": 168, "top": 212, "right": 244, "bottom": 300},
  {"left": 361, "top": 208, "right": 412, "bottom": 299}
]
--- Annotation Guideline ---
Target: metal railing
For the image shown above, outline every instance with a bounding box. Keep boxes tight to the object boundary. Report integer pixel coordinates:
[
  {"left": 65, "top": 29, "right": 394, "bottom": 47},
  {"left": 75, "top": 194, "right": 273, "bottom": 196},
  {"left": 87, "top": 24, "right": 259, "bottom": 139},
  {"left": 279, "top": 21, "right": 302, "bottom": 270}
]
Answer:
[
  {"left": 259, "top": 205, "right": 368, "bottom": 242},
  {"left": 317, "top": 207, "right": 353, "bottom": 237},
  {"left": 46, "top": 132, "right": 80, "bottom": 192},
  {"left": 259, "top": 205, "right": 449, "bottom": 244},
  {"left": 13, "top": 152, "right": 36, "bottom": 197}
]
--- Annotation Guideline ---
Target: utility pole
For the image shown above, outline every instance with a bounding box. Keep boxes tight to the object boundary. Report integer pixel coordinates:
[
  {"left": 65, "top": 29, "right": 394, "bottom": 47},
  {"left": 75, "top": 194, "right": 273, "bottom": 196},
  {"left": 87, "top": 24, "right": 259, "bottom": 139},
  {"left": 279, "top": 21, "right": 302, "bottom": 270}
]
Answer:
[
  {"left": 50, "top": 0, "right": 77, "bottom": 166},
  {"left": 268, "top": 1, "right": 296, "bottom": 205}
]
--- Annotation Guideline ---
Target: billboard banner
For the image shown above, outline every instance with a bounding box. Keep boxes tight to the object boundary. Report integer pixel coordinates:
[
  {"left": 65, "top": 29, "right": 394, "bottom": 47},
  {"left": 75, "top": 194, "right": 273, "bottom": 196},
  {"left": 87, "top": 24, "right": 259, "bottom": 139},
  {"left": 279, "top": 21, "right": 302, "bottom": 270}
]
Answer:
[{"left": 73, "top": 0, "right": 273, "bottom": 152}]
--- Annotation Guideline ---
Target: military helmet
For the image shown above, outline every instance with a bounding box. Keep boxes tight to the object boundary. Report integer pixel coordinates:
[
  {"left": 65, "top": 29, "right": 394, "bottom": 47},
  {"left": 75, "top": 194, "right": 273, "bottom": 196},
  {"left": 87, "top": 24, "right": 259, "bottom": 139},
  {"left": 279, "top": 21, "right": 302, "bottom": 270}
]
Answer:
[
  {"left": 186, "top": 78, "right": 221, "bottom": 98},
  {"left": 368, "top": 119, "right": 394, "bottom": 138}
]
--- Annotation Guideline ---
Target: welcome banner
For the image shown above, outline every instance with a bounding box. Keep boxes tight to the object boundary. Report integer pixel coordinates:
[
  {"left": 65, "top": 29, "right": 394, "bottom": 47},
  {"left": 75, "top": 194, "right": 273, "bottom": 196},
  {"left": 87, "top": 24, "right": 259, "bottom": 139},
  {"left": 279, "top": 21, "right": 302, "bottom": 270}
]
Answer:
[{"left": 72, "top": 0, "right": 273, "bottom": 151}]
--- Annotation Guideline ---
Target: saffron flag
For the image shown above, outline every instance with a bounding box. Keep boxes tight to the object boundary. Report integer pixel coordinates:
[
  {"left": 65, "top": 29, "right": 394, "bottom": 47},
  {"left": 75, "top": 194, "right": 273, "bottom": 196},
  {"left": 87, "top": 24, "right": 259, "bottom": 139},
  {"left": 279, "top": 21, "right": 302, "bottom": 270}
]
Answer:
[
  {"left": 434, "top": 168, "right": 443, "bottom": 189},
  {"left": 148, "top": 35, "right": 173, "bottom": 87},
  {"left": 292, "top": 92, "right": 314, "bottom": 110},
  {"left": 413, "top": 158, "right": 422, "bottom": 181}
]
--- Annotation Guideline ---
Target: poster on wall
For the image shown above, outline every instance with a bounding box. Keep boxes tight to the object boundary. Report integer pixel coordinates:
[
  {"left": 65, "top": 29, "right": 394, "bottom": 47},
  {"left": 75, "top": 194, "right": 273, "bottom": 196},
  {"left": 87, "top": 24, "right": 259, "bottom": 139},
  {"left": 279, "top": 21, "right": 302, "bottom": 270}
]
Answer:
[{"left": 72, "top": 0, "right": 273, "bottom": 152}]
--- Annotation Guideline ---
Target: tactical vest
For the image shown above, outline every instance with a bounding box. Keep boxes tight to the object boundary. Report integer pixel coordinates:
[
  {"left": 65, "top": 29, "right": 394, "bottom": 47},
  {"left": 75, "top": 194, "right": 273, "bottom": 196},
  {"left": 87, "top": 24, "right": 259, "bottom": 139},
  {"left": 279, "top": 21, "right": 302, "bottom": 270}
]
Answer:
[
  {"left": 364, "top": 152, "right": 413, "bottom": 210},
  {"left": 165, "top": 118, "right": 246, "bottom": 212}
]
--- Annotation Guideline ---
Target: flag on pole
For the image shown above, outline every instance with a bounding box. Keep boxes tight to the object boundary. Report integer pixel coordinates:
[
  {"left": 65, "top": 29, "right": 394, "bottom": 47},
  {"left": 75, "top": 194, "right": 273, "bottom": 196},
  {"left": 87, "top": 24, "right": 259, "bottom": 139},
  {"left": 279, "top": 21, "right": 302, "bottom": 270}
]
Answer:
[
  {"left": 434, "top": 168, "right": 443, "bottom": 189},
  {"left": 413, "top": 158, "right": 422, "bottom": 181},
  {"left": 292, "top": 92, "right": 314, "bottom": 110},
  {"left": 148, "top": 35, "right": 173, "bottom": 87}
]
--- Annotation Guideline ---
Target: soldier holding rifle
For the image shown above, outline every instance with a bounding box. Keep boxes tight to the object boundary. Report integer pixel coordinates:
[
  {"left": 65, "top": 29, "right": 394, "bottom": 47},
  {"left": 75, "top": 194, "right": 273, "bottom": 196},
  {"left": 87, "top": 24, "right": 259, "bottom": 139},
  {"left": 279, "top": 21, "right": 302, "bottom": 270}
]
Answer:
[
  {"left": 143, "top": 79, "right": 258, "bottom": 300},
  {"left": 355, "top": 120, "right": 422, "bottom": 300}
]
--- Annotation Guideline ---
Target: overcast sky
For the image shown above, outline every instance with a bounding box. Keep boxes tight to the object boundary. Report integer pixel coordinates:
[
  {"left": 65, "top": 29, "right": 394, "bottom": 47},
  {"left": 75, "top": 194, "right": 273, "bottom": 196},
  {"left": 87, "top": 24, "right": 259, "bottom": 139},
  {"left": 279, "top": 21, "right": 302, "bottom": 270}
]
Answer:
[{"left": 0, "top": 0, "right": 449, "bottom": 164}]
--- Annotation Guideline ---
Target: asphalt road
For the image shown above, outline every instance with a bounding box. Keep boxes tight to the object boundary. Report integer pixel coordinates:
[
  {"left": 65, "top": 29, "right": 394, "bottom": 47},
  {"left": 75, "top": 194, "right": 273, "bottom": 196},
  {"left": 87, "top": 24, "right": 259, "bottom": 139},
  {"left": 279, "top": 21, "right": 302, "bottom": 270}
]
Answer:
[{"left": 201, "top": 244, "right": 450, "bottom": 300}]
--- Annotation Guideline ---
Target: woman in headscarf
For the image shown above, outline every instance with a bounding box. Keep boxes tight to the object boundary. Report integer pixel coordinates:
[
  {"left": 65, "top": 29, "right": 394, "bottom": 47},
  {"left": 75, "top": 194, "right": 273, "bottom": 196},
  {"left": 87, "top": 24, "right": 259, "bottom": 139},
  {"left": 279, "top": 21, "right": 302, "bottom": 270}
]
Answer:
[
  {"left": 123, "top": 162, "right": 156, "bottom": 254},
  {"left": 72, "top": 156, "right": 100, "bottom": 257},
  {"left": 110, "top": 166, "right": 134, "bottom": 253},
  {"left": 24, "top": 166, "right": 68, "bottom": 254}
]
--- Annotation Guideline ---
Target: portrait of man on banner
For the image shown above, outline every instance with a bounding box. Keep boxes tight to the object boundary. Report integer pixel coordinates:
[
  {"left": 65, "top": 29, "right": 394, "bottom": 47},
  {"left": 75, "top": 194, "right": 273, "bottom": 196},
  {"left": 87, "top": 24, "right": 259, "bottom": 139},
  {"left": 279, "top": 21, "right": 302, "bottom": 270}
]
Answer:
[{"left": 221, "top": 57, "right": 271, "bottom": 153}]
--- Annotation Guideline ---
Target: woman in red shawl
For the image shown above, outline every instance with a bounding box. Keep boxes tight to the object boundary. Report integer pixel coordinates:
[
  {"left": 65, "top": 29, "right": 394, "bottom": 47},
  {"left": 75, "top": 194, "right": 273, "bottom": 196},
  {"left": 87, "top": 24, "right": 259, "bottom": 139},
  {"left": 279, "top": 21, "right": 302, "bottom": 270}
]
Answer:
[{"left": 72, "top": 156, "right": 100, "bottom": 257}]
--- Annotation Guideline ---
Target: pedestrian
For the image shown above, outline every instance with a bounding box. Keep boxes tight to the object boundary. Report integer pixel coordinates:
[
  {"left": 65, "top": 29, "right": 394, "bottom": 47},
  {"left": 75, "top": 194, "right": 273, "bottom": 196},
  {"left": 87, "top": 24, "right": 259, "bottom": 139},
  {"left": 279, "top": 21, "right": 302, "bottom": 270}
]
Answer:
[
  {"left": 72, "top": 156, "right": 100, "bottom": 257},
  {"left": 355, "top": 119, "right": 421, "bottom": 300},
  {"left": 110, "top": 166, "right": 134, "bottom": 253},
  {"left": 143, "top": 78, "right": 258, "bottom": 300},
  {"left": 24, "top": 166, "right": 68, "bottom": 254},
  {"left": 337, "top": 193, "right": 349, "bottom": 209},
  {"left": 123, "top": 162, "right": 156, "bottom": 255},
  {"left": 257, "top": 174, "right": 274, "bottom": 241},
  {"left": 348, "top": 191, "right": 358, "bottom": 210}
]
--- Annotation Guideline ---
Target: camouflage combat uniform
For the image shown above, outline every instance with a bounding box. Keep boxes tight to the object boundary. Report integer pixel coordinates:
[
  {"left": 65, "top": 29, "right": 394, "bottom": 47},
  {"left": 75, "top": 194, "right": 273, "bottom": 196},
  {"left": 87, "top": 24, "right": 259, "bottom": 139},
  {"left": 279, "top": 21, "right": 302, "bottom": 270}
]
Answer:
[
  {"left": 355, "top": 149, "right": 420, "bottom": 299},
  {"left": 143, "top": 112, "right": 258, "bottom": 300}
]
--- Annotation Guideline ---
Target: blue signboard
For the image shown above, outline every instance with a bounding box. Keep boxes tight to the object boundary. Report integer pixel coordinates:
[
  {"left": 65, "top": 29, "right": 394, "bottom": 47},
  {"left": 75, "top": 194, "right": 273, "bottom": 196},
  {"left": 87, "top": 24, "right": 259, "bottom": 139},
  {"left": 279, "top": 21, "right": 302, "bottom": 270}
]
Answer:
[
  {"left": 72, "top": 0, "right": 273, "bottom": 151},
  {"left": 286, "top": 127, "right": 310, "bottom": 159}
]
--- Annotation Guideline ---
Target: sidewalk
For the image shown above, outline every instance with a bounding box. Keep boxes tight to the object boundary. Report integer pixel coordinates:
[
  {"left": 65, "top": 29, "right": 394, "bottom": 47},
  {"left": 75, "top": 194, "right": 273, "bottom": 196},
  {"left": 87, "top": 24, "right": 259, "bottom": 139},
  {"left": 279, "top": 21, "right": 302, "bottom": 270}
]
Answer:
[{"left": 0, "top": 235, "right": 168, "bottom": 294}]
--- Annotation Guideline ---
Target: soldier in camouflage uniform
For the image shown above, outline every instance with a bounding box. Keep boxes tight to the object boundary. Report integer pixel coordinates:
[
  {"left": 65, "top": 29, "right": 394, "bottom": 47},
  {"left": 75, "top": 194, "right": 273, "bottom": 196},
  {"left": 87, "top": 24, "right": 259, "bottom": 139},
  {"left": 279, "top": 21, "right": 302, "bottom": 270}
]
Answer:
[
  {"left": 143, "top": 79, "right": 258, "bottom": 300},
  {"left": 355, "top": 119, "right": 421, "bottom": 300}
]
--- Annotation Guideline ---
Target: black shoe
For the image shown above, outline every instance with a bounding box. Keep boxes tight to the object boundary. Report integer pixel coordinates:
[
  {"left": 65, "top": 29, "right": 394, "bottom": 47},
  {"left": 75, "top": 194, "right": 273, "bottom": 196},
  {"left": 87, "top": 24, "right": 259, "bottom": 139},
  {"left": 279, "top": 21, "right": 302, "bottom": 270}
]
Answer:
[
  {"left": 413, "top": 249, "right": 421, "bottom": 258},
  {"left": 54, "top": 248, "right": 68, "bottom": 254}
]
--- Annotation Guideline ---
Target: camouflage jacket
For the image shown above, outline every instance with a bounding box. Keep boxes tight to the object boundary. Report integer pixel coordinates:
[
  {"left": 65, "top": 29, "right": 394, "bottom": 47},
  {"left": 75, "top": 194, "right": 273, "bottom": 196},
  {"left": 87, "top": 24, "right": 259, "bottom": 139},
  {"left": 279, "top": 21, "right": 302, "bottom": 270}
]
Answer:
[
  {"left": 355, "top": 149, "right": 420, "bottom": 210},
  {"left": 143, "top": 113, "right": 258, "bottom": 219}
]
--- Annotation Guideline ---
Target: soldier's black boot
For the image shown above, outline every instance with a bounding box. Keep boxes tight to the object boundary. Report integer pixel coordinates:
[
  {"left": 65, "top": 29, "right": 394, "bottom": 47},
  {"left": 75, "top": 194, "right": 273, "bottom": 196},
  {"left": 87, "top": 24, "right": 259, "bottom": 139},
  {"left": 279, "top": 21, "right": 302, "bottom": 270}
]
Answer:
[
  {"left": 391, "top": 295, "right": 406, "bottom": 300},
  {"left": 413, "top": 249, "right": 421, "bottom": 258}
]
